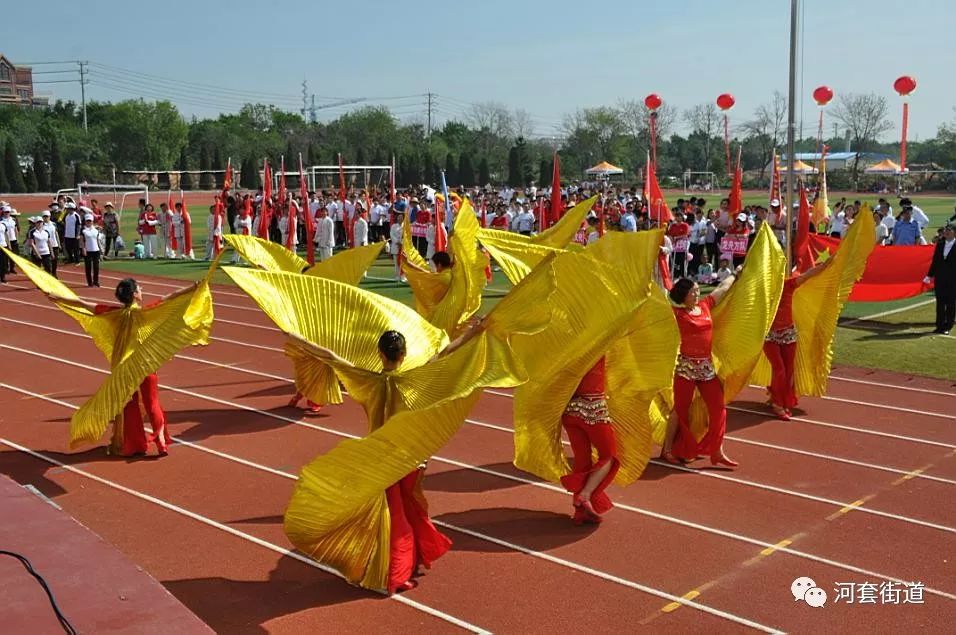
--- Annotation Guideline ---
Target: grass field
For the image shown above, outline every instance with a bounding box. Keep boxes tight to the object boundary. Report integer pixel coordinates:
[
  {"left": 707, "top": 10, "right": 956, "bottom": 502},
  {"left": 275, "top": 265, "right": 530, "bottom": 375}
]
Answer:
[{"left": 97, "top": 190, "right": 956, "bottom": 380}]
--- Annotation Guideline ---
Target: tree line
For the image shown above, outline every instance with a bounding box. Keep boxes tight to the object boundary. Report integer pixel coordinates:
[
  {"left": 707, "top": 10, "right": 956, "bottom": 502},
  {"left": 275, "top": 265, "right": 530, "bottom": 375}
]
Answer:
[{"left": 1, "top": 92, "right": 955, "bottom": 193}]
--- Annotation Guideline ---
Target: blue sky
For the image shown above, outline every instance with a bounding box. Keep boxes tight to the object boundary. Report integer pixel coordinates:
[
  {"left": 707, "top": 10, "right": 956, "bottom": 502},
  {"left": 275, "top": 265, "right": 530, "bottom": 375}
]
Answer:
[{"left": 3, "top": 0, "right": 952, "bottom": 139}]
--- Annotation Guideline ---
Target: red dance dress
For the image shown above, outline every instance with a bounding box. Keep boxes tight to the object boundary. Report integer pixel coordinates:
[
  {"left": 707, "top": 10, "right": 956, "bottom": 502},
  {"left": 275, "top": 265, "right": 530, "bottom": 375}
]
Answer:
[
  {"left": 384, "top": 468, "right": 452, "bottom": 593},
  {"left": 559, "top": 357, "right": 619, "bottom": 514},
  {"left": 96, "top": 303, "right": 170, "bottom": 456},
  {"left": 671, "top": 296, "right": 726, "bottom": 460},
  {"left": 763, "top": 276, "right": 799, "bottom": 410}
]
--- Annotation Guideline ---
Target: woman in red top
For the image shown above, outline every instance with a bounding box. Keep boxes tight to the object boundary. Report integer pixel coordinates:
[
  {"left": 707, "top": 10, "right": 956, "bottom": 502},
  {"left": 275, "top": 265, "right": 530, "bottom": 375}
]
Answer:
[
  {"left": 560, "top": 357, "right": 618, "bottom": 525},
  {"left": 764, "top": 263, "right": 830, "bottom": 420},
  {"left": 662, "top": 272, "right": 740, "bottom": 468}
]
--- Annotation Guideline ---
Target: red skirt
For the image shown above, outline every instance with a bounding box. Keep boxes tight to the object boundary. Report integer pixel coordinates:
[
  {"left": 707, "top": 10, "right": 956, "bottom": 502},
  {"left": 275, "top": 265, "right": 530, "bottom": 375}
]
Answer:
[{"left": 385, "top": 469, "right": 451, "bottom": 593}]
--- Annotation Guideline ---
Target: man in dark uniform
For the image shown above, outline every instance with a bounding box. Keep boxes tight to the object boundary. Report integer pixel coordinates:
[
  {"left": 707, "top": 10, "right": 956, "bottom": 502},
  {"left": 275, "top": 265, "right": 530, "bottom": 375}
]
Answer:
[{"left": 925, "top": 223, "right": 956, "bottom": 335}]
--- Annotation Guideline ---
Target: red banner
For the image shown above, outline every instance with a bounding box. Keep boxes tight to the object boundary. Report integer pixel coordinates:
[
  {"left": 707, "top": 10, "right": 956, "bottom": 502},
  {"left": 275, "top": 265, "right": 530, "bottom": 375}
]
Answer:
[{"left": 808, "top": 234, "right": 934, "bottom": 301}]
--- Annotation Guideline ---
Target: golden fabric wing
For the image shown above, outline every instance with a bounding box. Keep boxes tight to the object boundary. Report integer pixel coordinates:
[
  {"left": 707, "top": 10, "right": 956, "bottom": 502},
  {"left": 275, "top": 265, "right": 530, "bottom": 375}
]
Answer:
[
  {"left": 223, "top": 234, "right": 309, "bottom": 273},
  {"left": 4, "top": 248, "right": 124, "bottom": 360},
  {"left": 686, "top": 224, "right": 785, "bottom": 438},
  {"left": 476, "top": 231, "right": 564, "bottom": 285},
  {"left": 401, "top": 214, "right": 430, "bottom": 271},
  {"left": 284, "top": 393, "right": 480, "bottom": 592},
  {"left": 403, "top": 265, "right": 452, "bottom": 317},
  {"left": 533, "top": 195, "right": 598, "bottom": 248},
  {"left": 307, "top": 242, "right": 385, "bottom": 285},
  {"left": 222, "top": 267, "right": 448, "bottom": 372},
  {"left": 70, "top": 280, "right": 215, "bottom": 448},
  {"left": 751, "top": 205, "right": 875, "bottom": 397},
  {"left": 606, "top": 289, "right": 679, "bottom": 484},
  {"left": 283, "top": 339, "right": 345, "bottom": 405}
]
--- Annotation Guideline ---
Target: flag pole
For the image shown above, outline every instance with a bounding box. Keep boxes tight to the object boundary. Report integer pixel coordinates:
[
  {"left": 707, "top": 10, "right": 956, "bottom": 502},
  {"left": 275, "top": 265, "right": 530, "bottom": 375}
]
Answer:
[{"left": 785, "top": 0, "right": 799, "bottom": 271}]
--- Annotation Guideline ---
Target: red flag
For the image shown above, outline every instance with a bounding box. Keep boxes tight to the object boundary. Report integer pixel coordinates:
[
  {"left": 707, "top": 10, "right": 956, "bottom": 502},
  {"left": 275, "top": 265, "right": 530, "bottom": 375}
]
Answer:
[
  {"left": 807, "top": 235, "right": 934, "bottom": 301},
  {"left": 548, "top": 152, "right": 563, "bottom": 227},
  {"left": 167, "top": 190, "right": 178, "bottom": 252},
  {"left": 241, "top": 196, "right": 252, "bottom": 236},
  {"left": 222, "top": 159, "right": 233, "bottom": 193},
  {"left": 480, "top": 200, "right": 488, "bottom": 228},
  {"left": 643, "top": 152, "right": 672, "bottom": 224},
  {"left": 728, "top": 147, "right": 743, "bottom": 214},
  {"left": 597, "top": 198, "right": 606, "bottom": 237},
  {"left": 435, "top": 206, "right": 448, "bottom": 252},
  {"left": 769, "top": 152, "right": 781, "bottom": 205},
  {"left": 278, "top": 157, "right": 287, "bottom": 206},
  {"left": 213, "top": 196, "right": 224, "bottom": 256},
  {"left": 794, "top": 182, "right": 814, "bottom": 272},
  {"left": 300, "top": 154, "right": 314, "bottom": 265},
  {"left": 260, "top": 159, "right": 273, "bottom": 240},
  {"left": 180, "top": 191, "right": 193, "bottom": 256},
  {"left": 658, "top": 250, "right": 673, "bottom": 290}
]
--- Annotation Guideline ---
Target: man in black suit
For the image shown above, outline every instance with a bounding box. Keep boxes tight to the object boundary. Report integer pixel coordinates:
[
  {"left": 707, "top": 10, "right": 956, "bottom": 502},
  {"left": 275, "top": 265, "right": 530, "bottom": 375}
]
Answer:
[{"left": 924, "top": 223, "right": 956, "bottom": 335}]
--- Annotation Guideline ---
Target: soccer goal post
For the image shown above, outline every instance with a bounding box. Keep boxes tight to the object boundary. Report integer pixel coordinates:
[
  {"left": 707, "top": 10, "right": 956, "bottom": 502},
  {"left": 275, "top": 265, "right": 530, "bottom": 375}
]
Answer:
[{"left": 682, "top": 170, "right": 721, "bottom": 195}]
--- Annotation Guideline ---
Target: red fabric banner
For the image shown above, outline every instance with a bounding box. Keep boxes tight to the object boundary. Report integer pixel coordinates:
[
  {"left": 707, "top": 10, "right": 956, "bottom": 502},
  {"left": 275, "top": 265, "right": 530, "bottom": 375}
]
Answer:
[
  {"left": 808, "top": 234, "right": 934, "bottom": 301},
  {"left": 300, "top": 155, "right": 314, "bottom": 265}
]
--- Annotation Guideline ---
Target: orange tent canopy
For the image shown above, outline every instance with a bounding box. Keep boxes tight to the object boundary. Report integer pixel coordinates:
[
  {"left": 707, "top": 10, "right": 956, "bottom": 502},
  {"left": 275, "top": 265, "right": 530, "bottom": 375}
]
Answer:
[
  {"left": 864, "top": 158, "right": 904, "bottom": 174},
  {"left": 585, "top": 161, "right": 624, "bottom": 175}
]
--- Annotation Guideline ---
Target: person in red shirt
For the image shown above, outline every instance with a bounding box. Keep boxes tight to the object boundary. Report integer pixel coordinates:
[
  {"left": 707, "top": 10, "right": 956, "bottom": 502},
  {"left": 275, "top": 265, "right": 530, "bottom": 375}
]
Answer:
[
  {"left": 763, "top": 263, "right": 831, "bottom": 420},
  {"left": 137, "top": 203, "right": 160, "bottom": 258},
  {"left": 560, "top": 357, "right": 617, "bottom": 525},
  {"left": 662, "top": 272, "right": 740, "bottom": 468},
  {"left": 667, "top": 213, "right": 693, "bottom": 277}
]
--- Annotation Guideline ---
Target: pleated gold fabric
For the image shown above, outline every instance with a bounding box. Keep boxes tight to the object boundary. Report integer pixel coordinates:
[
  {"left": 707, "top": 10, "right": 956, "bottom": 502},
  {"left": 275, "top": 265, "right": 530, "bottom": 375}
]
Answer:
[
  {"left": 223, "top": 234, "right": 309, "bottom": 272},
  {"left": 401, "top": 214, "right": 431, "bottom": 271},
  {"left": 307, "top": 242, "right": 385, "bottom": 285},
  {"left": 5, "top": 248, "right": 214, "bottom": 448},
  {"left": 244, "top": 258, "right": 555, "bottom": 592},
  {"left": 533, "top": 195, "right": 598, "bottom": 248},
  {"left": 509, "top": 231, "right": 678, "bottom": 485},
  {"left": 682, "top": 223, "right": 786, "bottom": 440},
  {"left": 750, "top": 205, "right": 875, "bottom": 397}
]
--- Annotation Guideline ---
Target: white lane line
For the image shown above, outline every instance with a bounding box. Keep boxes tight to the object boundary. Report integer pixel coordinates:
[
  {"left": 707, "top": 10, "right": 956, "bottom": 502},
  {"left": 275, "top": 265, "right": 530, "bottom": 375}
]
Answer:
[
  {"left": 844, "top": 299, "right": 935, "bottom": 324},
  {"left": 0, "top": 384, "right": 782, "bottom": 634},
  {"left": 2, "top": 353, "right": 954, "bottom": 602},
  {"left": 743, "top": 384, "right": 955, "bottom": 421},
  {"left": 0, "top": 435, "right": 490, "bottom": 634},
  {"left": 828, "top": 375, "right": 955, "bottom": 398},
  {"left": 6, "top": 311, "right": 955, "bottom": 491}
]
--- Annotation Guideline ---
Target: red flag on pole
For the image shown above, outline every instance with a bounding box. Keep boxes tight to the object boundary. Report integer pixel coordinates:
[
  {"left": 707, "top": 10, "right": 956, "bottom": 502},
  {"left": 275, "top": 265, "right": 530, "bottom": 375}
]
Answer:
[
  {"left": 180, "top": 191, "right": 193, "bottom": 256},
  {"left": 389, "top": 155, "right": 397, "bottom": 226},
  {"left": 300, "top": 154, "right": 314, "bottom": 265},
  {"left": 167, "top": 190, "right": 178, "bottom": 252},
  {"left": 548, "top": 152, "right": 563, "bottom": 227},
  {"left": 278, "top": 157, "right": 287, "bottom": 207},
  {"left": 241, "top": 196, "right": 252, "bottom": 236},
  {"left": 213, "top": 196, "right": 224, "bottom": 256},
  {"left": 434, "top": 203, "right": 448, "bottom": 253},
  {"left": 769, "top": 151, "right": 781, "bottom": 206},
  {"left": 260, "top": 159, "right": 273, "bottom": 240},
  {"left": 644, "top": 151, "right": 672, "bottom": 225},
  {"left": 794, "top": 181, "right": 814, "bottom": 272},
  {"left": 480, "top": 200, "right": 487, "bottom": 228},
  {"left": 728, "top": 147, "right": 743, "bottom": 214},
  {"left": 338, "top": 154, "right": 352, "bottom": 247}
]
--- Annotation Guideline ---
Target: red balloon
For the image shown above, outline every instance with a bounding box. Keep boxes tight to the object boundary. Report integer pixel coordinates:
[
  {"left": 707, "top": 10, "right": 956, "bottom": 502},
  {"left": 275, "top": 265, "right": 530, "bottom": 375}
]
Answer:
[
  {"left": 716, "top": 93, "right": 735, "bottom": 111},
  {"left": 894, "top": 75, "right": 917, "bottom": 96},
  {"left": 644, "top": 93, "right": 662, "bottom": 111},
  {"left": 812, "top": 85, "right": 834, "bottom": 106}
]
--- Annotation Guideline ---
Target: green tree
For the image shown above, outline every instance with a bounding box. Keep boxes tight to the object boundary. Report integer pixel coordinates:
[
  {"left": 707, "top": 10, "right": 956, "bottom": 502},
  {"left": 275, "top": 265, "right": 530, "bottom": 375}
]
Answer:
[
  {"left": 212, "top": 147, "right": 224, "bottom": 188},
  {"left": 356, "top": 147, "right": 366, "bottom": 167},
  {"left": 0, "top": 147, "right": 9, "bottom": 192},
  {"left": 177, "top": 147, "right": 192, "bottom": 190},
  {"left": 240, "top": 156, "right": 257, "bottom": 189},
  {"left": 307, "top": 143, "right": 320, "bottom": 167},
  {"left": 444, "top": 152, "right": 457, "bottom": 185},
  {"left": 458, "top": 153, "right": 475, "bottom": 187},
  {"left": 4, "top": 139, "right": 26, "bottom": 193},
  {"left": 538, "top": 159, "right": 550, "bottom": 187},
  {"left": 199, "top": 146, "right": 214, "bottom": 189},
  {"left": 72, "top": 161, "right": 85, "bottom": 187},
  {"left": 33, "top": 146, "right": 49, "bottom": 191},
  {"left": 49, "top": 136, "right": 68, "bottom": 191},
  {"left": 24, "top": 164, "right": 38, "bottom": 192},
  {"left": 478, "top": 157, "right": 491, "bottom": 185}
]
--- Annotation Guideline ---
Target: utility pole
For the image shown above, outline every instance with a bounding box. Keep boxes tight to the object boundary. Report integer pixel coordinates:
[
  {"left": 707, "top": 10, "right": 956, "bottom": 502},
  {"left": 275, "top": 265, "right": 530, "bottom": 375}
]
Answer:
[
  {"left": 785, "top": 0, "right": 799, "bottom": 271},
  {"left": 426, "top": 92, "right": 434, "bottom": 137},
  {"left": 309, "top": 95, "right": 316, "bottom": 124},
  {"left": 78, "top": 61, "right": 88, "bottom": 131},
  {"left": 301, "top": 80, "right": 308, "bottom": 118}
]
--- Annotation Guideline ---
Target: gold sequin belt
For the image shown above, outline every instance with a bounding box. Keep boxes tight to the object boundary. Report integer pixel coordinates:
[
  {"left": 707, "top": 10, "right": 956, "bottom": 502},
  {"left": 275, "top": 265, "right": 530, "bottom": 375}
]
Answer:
[
  {"left": 675, "top": 355, "right": 717, "bottom": 382},
  {"left": 564, "top": 395, "right": 611, "bottom": 425},
  {"left": 765, "top": 325, "right": 798, "bottom": 345}
]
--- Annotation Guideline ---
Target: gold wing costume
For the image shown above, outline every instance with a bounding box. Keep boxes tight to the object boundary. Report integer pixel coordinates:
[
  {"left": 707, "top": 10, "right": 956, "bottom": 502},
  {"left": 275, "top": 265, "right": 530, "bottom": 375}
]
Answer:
[
  {"left": 508, "top": 230, "right": 680, "bottom": 486},
  {"left": 223, "top": 234, "right": 384, "bottom": 406},
  {"left": 400, "top": 200, "right": 487, "bottom": 337},
  {"left": 222, "top": 260, "right": 554, "bottom": 592},
  {"left": 750, "top": 205, "right": 875, "bottom": 398},
  {"left": 4, "top": 248, "right": 214, "bottom": 448},
  {"left": 662, "top": 223, "right": 786, "bottom": 443}
]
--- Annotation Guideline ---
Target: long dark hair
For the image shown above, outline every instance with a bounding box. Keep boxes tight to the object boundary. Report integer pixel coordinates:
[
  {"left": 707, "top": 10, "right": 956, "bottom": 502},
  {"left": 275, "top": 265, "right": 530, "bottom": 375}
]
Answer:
[
  {"left": 669, "top": 277, "right": 696, "bottom": 305},
  {"left": 377, "top": 330, "right": 406, "bottom": 362},
  {"left": 115, "top": 278, "right": 138, "bottom": 306}
]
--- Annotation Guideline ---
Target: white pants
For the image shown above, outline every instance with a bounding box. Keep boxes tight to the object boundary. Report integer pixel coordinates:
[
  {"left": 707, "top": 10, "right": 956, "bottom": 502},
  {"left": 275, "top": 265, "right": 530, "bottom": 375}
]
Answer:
[
  {"left": 141, "top": 234, "right": 156, "bottom": 258},
  {"left": 318, "top": 247, "right": 333, "bottom": 261}
]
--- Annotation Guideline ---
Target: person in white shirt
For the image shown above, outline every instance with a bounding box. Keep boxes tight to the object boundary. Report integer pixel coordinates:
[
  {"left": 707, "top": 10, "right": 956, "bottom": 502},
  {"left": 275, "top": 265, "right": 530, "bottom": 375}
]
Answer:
[
  {"left": 278, "top": 204, "right": 294, "bottom": 249},
  {"left": 40, "top": 210, "right": 61, "bottom": 278},
  {"left": 205, "top": 205, "right": 221, "bottom": 260},
  {"left": 585, "top": 216, "right": 601, "bottom": 245},
  {"left": 158, "top": 202, "right": 172, "bottom": 258},
  {"left": 314, "top": 207, "right": 335, "bottom": 261},
  {"left": 901, "top": 198, "right": 929, "bottom": 230},
  {"left": 353, "top": 205, "right": 369, "bottom": 247},
  {"left": 30, "top": 216, "right": 54, "bottom": 275},
  {"left": 767, "top": 199, "right": 787, "bottom": 246},
  {"left": 80, "top": 214, "right": 102, "bottom": 287},
  {"left": 370, "top": 199, "right": 389, "bottom": 242},
  {"left": 874, "top": 210, "right": 890, "bottom": 245},
  {"left": 0, "top": 219, "right": 7, "bottom": 283},
  {"left": 63, "top": 203, "right": 83, "bottom": 263},
  {"left": 1, "top": 206, "right": 18, "bottom": 274},
  {"left": 389, "top": 206, "right": 406, "bottom": 281},
  {"left": 829, "top": 209, "right": 847, "bottom": 238}
]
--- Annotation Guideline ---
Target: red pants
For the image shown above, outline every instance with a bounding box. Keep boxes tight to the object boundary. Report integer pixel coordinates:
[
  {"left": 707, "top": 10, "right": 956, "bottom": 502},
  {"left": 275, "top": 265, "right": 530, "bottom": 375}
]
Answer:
[
  {"left": 120, "top": 374, "right": 168, "bottom": 456},
  {"left": 672, "top": 375, "right": 726, "bottom": 460},
  {"left": 385, "top": 469, "right": 451, "bottom": 593},
  {"left": 560, "top": 415, "right": 619, "bottom": 514},
  {"left": 763, "top": 341, "right": 798, "bottom": 410}
]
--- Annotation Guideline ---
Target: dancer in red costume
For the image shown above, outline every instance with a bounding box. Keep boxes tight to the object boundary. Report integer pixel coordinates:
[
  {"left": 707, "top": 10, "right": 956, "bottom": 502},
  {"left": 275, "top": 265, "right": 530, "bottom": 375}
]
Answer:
[
  {"left": 560, "top": 356, "right": 618, "bottom": 524},
  {"left": 377, "top": 331, "right": 451, "bottom": 592},
  {"left": 662, "top": 272, "right": 740, "bottom": 469},
  {"left": 763, "top": 263, "right": 830, "bottom": 420}
]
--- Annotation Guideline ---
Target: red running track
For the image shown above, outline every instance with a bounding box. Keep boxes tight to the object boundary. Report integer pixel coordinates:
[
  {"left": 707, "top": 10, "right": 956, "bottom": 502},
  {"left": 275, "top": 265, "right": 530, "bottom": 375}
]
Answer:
[{"left": 0, "top": 264, "right": 954, "bottom": 633}]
